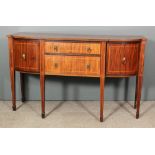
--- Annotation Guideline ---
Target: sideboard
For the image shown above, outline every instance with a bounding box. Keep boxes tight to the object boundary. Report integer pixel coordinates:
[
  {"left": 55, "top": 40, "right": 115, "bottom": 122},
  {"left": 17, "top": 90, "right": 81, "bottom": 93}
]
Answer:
[{"left": 8, "top": 33, "right": 147, "bottom": 122}]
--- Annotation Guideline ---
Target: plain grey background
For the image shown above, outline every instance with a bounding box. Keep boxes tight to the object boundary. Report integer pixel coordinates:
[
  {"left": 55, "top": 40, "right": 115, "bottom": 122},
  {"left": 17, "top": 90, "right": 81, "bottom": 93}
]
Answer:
[{"left": 0, "top": 26, "right": 155, "bottom": 101}]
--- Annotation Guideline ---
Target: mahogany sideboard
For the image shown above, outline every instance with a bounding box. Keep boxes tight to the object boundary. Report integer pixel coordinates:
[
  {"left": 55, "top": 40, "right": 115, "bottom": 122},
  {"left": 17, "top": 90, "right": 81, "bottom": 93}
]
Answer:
[{"left": 8, "top": 33, "right": 147, "bottom": 122}]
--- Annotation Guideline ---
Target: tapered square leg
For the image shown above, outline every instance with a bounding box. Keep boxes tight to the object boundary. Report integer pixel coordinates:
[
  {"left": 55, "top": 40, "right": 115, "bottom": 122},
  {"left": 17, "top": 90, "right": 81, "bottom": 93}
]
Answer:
[
  {"left": 40, "top": 40, "right": 46, "bottom": 119},
  {"left": 100, "top": 77, "right": 105, "bottom": 122},
  {"left": 135, "top": 76, "right": 143, "bottom": 119},
  {"left": 40, "top": 74, "right": 45, "bottom": 119},
  {"left": 100, "top": 42, "right": 106, "bottom": 122},
  {"left": 135, "top": 40, "right": 146, "bottom": 119},
  {"left": 9, "top": 37, "right": 16, "bottom": 112},
  {"left": 20, "top": 73, "right": 25, "bottom": 102},
  {"left": 134, "top": 76, "right": 138, "bottom": 109},
  {"left": 10, "top": 69, "right": 16, "bottom": 111}
]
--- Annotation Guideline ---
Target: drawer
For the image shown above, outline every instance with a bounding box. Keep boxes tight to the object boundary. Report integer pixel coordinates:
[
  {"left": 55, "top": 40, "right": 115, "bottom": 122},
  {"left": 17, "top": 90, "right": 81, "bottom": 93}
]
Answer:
[
  {"left": 106, "top": 42, "right": 140, "bottom": 76},
  {"left": 45, "top": 42, "right": 100, "bottom": 55},
  {"left": 14, "top": 40, "right": 40, "bottom": 72},
  {"left": 45, "top": 55, "right": 100, "bottom": 77}
]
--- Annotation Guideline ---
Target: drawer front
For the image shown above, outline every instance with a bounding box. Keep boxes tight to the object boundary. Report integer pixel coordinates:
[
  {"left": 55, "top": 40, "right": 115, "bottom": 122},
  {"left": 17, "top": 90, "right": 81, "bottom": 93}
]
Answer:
[
  {"left": 106, "top": 43, "right": 140, "bottom": 76},
  {"left": 45, "top": 42, "right": 100, "bottom": 55},
  {"left": 14, "top": 40, "right": 40, "bottom": 72},
  {"left": 45, "top": 55, "right": 100, "bottom": 77}
]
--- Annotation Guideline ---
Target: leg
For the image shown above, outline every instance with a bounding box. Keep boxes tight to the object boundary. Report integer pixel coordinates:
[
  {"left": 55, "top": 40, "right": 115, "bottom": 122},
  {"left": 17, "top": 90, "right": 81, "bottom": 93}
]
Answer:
[
  {"left": 8, "top": 37, "right": 16, "bottom": 111},
  {"left": 136, "top": 40, "right": 146, "bottom": 118},
  {"left": 136, "top": 76, "right": 143, "bottom": 119},
  {"left": 134, "top": 76, "right": 138, "bottom": 109},
  {"left": 40, "top": 74, "right": 45, "bottom": 118},
  {"left": 100, "top": 76, "right": 105, "bottom": 122},
  {"left": 10, "top": 69, "right": 16, "bottom": 111},
  {"left": 100, "top": 42, "right": 106, "bottom": 122},
  {"left": 20, "top": 73, "right": 25, "bottom": 102}
]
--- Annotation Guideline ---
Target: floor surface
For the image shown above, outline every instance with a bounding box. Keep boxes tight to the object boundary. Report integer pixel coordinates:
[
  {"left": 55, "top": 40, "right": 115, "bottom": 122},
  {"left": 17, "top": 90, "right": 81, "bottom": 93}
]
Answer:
[{"left": 0, "top": 101, "right": 155, "bottom": 128}]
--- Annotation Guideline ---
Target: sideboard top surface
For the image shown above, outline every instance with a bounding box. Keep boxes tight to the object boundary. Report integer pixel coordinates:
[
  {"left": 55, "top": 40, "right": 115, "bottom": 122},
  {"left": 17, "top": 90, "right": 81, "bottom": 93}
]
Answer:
[{"left": 8, "top": 32, "right": 147, "bottom": 42}]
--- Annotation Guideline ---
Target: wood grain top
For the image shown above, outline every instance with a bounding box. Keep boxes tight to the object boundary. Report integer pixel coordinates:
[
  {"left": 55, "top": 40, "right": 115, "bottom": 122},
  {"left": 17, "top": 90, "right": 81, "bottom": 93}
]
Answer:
[{"left": 8, "top": 32, "right": 147, "bottom": 42}]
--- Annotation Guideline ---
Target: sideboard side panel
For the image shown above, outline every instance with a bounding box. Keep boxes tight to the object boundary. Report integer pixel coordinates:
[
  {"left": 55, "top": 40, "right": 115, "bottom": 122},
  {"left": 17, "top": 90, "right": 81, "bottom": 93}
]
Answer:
[{"left": 138, "top": 40, "right": 147, "bottom": 76}]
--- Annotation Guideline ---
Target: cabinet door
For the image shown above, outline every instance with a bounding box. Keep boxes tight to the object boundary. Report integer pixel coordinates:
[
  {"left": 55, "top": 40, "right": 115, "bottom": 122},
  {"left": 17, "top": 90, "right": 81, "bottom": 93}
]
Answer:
[
  {"left": 14, "top": 40, "right": 40, "bottom": 72},
  {"left": 106, "top": 42, "right": 140, "bottom": 76}
]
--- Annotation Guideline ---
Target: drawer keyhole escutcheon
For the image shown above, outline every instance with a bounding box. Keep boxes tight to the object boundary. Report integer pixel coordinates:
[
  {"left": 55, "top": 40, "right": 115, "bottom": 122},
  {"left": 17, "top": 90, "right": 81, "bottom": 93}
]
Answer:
[
  {"left": 54, "top": 63, "right": 58, "bottom": 68},
  {"left": 86, "top": 64, "right": 91, "bottom": 70},
  {"left": 54, "top": 46, "right": 58, "bottom": 52},
  {"left": 87, "top": 47, "right": 92, "bottom": 53},
  {"left": 122, "top": 57, "right": 127, "bottom": 65},
  {"left": 22, "top": 53, "right": 26, "bottom": 60}
]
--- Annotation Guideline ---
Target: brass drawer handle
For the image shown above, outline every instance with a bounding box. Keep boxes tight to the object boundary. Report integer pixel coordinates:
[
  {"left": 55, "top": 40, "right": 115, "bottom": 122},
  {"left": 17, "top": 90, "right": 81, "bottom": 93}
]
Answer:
[
  {"left": 22, "top": 53, "right": 26, "bottom": 60},
  {"left": 87, "top": 47, "right": 92, "bottom": 53},
  {"left": 54, "top": 46, "right": 58, "bottom": 52},
  {"left": 86, "top": 64, "right": 91, "bottom": 70},
  {"left": 54, "top": 63, "right": 58, "bottom": 68},
  {"left": 122, "top": 57, "right": 127, "bottom": 65}
]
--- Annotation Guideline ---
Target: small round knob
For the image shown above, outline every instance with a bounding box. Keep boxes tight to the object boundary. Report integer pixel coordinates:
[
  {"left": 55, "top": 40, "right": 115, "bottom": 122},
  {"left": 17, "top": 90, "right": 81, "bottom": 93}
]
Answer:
[
  {"left": 86, "top": 64, "right": 91, "bottom": 70},
  {"left": 22, "top": 53, "right": 26, "bottom": 60},
  {"left": 87, "top": 47, "right": 92, "bottom": 53},
  {"left": 54, "top": 46, "right": 58, "bottom": 52},
  {"left": 122, "top": 57, "right": 126, "bottom": 64}
]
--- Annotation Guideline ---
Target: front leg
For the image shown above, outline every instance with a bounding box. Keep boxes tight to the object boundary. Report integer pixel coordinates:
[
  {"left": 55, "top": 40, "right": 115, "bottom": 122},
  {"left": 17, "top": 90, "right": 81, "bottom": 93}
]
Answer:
[
  {"left": 134, "top": 76, "right": 138, "bottom": 109},
  {"left": 100, "top": 76, "right": 105, "bottom": 122},
  {"left": 8, "top": 37, "right": 16, "bottom": 111},
  {"left": 40, "top": 40, "right": 45, "bottom": 118},
  {"left": 136, "top": 76, "right": 143, "bottom": 119},
  {"left": 10, "top": 69, "right": 16, "bottom": 111},
  {"left": 135, "top": 39, "right": 146, "bottom": 118},
  {"left": 100, "top": 42, "right": 106, "bottom": 122},
  {"left": 40, "top": 74, "right": 45, "bottom": 118}
]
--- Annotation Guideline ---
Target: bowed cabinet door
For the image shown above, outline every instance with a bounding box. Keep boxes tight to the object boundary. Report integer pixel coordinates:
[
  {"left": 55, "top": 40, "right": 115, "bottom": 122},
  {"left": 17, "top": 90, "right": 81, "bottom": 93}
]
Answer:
[
  {"left": 14, "top": 40, "right": 40, "bottom": 73},
  {"left": 106, "top": 42, "right": 140, "bottom": 76}
]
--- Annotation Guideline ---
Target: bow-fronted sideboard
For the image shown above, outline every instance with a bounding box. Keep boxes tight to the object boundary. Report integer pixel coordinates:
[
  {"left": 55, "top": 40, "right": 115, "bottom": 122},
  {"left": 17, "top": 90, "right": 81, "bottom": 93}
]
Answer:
[{"left": 8, "top": 33, "right": 147, "bottom": 122}]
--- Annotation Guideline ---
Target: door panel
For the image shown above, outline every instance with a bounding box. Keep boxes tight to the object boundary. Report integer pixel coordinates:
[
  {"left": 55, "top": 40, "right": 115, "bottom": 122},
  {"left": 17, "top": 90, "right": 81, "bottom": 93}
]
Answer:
[
  {"left": 106, "top": 42, "right": 140, "bottom": 76},
  {"left": 14, "top": 40, "right": 40, "bottom": 72}
]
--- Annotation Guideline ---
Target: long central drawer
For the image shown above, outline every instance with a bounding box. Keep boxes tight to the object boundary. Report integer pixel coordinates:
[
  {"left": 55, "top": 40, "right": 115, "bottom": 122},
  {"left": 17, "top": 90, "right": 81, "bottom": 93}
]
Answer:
[
  {"left": 45, "top": 55, "right": 100, "bottom": 77},
  {"left": 45, "top": 42, "right": 100, "bottom": 55}
]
